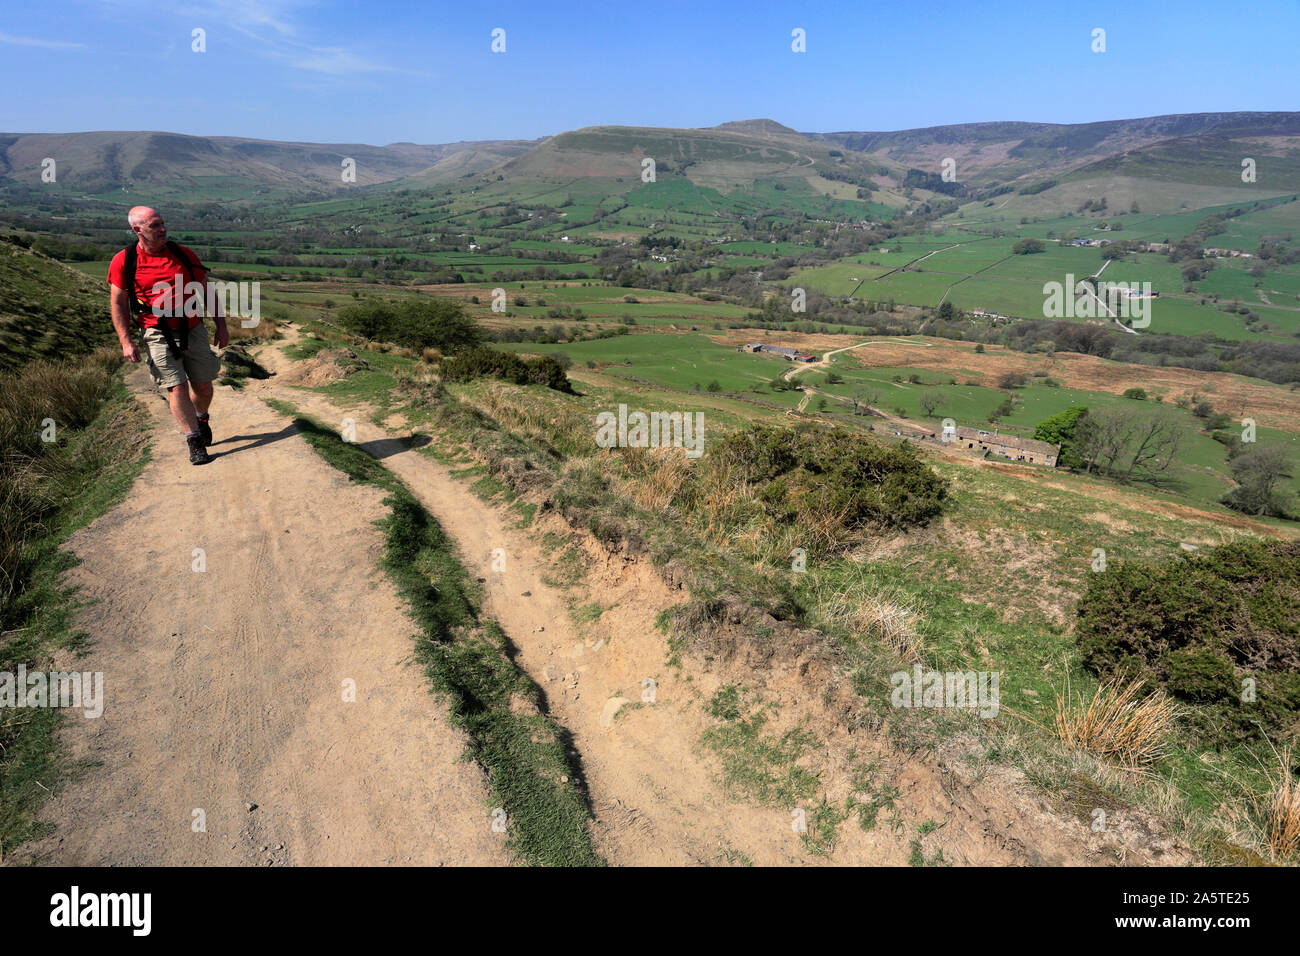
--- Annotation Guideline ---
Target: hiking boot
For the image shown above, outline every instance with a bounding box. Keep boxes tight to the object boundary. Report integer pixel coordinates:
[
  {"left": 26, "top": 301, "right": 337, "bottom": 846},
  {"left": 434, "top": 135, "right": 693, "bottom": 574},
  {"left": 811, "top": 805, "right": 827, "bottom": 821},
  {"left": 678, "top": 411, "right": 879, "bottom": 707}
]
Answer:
[
  {"left": 197, "top": 415, "right": 212, "bottom": 446},
  {"left": 188, "top": 434, "right": 211, "bottom": 465}
]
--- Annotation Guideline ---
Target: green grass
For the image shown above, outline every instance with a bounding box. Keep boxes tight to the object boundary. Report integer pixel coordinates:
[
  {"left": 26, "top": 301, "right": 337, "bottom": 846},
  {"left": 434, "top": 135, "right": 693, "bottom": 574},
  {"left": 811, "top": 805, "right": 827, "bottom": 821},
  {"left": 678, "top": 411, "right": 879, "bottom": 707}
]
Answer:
[
  {"left": 702, "top": 685, "right": 820, "bottom": 805},
  {"left": 275, "top": 403, "right": 603, "bottom": 866},
  {"left": 0, "top": 375, "right": 151, "bottom": 858}
]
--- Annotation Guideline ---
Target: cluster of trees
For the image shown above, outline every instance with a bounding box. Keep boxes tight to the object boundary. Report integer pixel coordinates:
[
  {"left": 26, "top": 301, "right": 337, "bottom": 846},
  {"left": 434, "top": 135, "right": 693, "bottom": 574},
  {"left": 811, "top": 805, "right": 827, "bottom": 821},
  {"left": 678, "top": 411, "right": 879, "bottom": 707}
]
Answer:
[
  {"left": 1034, "top": 404, "right": 1295, "bottom": 517},
  {"left": 1256, "top": 238, "right": 1300, "bottom": 265},
  {"left": 1223, "top": 445, "right": 1295, "bottom": 517},
  {"left": 487, "top": 324, "right": 628, "bottom": 345},
  {"left": 913, "top": 312, "right": 1297, "bottom": 386},
  {"left": 1017, "top": 179, "right": 1057, "bottom": 196},
  {"left": 1032, "top": 405, "right": 1187, "bottom": 484},
  {"left": 902, "top": 168, "right": 966, "bottom": 198}
]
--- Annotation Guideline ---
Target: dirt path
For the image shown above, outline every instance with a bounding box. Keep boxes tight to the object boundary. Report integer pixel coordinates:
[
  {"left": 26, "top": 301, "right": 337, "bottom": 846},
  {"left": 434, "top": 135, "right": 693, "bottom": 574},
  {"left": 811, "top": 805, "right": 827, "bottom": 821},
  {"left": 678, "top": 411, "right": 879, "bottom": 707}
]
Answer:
[
  {"left": 781, "top": 341, "right": 883, "bottom": 382},
  {"left": 253, "top": 337, "right": 818, "bottom": 865},
  {"left": 16, "top": 365, "right": 510, "bottom": 866}
]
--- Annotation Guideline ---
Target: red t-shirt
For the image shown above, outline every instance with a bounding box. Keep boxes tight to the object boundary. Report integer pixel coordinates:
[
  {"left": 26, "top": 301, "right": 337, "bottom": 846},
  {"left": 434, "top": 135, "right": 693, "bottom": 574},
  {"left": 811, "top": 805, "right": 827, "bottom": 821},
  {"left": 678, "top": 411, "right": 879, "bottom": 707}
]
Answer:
[{"left": 107, "top": 243, "right": 208, "bottom": 330}]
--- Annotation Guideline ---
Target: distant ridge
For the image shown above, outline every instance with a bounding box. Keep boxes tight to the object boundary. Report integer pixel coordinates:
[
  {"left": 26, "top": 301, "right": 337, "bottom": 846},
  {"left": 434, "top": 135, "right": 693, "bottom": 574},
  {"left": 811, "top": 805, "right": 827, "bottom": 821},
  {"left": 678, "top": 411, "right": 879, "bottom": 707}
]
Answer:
[{"left": 3, "top": 111, "right": 1298, "bottom": 198}]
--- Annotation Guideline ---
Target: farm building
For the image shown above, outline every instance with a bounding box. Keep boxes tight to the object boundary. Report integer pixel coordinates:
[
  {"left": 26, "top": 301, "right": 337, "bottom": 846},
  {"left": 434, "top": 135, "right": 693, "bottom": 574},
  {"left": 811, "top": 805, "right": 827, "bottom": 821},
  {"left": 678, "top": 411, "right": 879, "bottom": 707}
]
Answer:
[
  {"left": 738, "top": 344, "right": 819, "bottom": 362},
  {"left": 762, "top": 346, "right": 818, "bottom": 362},
  {"left": 891, "top": 424, "right": 1060, "bottom": 467},
  {"left": 953, "top": 427, "right": 1059, "bottom": 466}
]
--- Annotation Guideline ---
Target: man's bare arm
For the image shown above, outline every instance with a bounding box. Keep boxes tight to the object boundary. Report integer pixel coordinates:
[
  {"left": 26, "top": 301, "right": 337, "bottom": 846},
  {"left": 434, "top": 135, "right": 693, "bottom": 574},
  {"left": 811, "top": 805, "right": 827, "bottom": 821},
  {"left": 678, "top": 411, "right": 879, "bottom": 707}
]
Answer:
[
  {"left": 198, "top": 267, "right": 230, "bottom": 349},
  {"left": 109, "top": 283, "right": 140, "bottom": 362}
]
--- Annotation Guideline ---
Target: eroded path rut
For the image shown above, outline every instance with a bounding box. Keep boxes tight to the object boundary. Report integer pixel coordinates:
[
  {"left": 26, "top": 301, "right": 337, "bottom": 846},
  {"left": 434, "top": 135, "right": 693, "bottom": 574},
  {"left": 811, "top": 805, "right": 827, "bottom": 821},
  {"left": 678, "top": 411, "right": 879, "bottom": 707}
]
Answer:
[{"left": 252, "top": 336, "right": 817, "bottom": 865}]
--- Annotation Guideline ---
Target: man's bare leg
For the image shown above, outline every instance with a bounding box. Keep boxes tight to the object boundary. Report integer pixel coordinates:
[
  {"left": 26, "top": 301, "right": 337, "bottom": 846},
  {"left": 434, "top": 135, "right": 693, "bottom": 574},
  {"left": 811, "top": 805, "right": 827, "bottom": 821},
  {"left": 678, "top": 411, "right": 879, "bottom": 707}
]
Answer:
[
  {"left": 190, "top": 380, "right": 213, "bottom": 416},
  {"left": 168, "top": 383, "right": 201, "bottom": 435}
]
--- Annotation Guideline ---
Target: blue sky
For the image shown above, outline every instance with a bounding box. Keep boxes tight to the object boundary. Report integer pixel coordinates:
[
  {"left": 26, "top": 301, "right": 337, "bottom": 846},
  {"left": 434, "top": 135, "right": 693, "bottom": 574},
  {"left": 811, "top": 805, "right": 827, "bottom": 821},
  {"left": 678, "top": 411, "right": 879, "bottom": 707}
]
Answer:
[{"left": 2, "top": 0, "right": 1296, "bottom": 145}]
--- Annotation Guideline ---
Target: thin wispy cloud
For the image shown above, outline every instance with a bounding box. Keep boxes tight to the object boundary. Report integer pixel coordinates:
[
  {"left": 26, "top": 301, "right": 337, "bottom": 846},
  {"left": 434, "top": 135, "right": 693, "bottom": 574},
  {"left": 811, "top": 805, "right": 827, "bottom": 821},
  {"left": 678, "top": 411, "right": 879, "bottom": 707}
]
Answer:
[
  {"left": 0, "top": 31, "right": 86, "bottom": 49},
  {"left": 281, "top": 47, "right": 397, "bottom": 76},
  {"left": 187, "top": 0, "right": 414, "bottom": 76},
  {"left": 196, "top": 0, "right": 299, "bottom": 37}
]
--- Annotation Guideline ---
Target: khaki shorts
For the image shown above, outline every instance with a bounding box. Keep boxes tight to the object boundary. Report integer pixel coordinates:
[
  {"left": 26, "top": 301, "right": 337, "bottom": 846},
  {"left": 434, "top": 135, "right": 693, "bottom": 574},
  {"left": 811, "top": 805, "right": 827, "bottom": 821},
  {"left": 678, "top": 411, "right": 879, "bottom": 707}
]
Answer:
[{"left": 142, "top": 324, "right": 222, "bottom": 390}]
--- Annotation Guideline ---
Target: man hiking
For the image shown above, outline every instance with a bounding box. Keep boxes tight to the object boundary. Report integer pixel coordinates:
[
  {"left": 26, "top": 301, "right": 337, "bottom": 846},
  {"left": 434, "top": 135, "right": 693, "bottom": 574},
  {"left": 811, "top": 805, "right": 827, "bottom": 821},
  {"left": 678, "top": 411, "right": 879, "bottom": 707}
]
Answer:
[{"left": 108, "top": 206, "right": 229, "bottom": 464}]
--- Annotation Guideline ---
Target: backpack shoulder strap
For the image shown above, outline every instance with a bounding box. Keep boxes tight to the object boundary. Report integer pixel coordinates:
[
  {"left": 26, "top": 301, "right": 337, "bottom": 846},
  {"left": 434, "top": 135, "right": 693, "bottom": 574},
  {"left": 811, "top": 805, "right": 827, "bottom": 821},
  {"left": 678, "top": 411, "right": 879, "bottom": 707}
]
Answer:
[
  {"left": 122, "top": 242, "right": 181, "bottom": 355},
  {"left": 163, "top": 240, "right": 197, "bottom": 352},
  {"left": 122, "top": 244, "right": 140, "bottom": 315}
]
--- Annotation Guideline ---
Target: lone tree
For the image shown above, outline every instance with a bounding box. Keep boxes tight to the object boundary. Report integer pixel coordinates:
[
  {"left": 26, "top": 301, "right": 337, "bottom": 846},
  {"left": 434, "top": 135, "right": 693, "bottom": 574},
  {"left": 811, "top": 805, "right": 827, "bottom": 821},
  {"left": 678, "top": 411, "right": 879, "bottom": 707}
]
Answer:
[
  {"left": 1222, "top": 445, "right": 1295, "bottom": 517},
  {"left": 918, "top": 390, "right": 942, "bottom": 417}
]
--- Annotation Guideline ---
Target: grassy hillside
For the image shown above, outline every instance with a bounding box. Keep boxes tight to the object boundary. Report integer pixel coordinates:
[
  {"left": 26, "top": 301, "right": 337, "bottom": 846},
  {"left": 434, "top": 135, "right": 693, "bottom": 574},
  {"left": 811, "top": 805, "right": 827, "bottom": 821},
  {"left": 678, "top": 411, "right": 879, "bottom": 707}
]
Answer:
[
  {"left": 0, "top": 236, "right": 114, "bottom": 373},
  {"left": 267, "top": 311, "right": 1300, "bottom": 863}
]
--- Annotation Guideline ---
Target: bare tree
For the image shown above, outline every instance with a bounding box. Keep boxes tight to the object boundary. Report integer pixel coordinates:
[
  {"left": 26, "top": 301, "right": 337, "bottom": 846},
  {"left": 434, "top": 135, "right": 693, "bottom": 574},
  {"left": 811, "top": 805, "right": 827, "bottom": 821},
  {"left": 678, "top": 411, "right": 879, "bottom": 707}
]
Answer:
[
  {"left": 1077, "top": 407, "right": 1134, "bottom": 475},
  {"left": 1121, "top": 409, "right": 1186, "bottom": 483},
  {"left": 1078, "top": 407, "right": 1187, "bottom": 484},
  {"left": 851, "top": 387, "right": 879, "bottom": 416}
]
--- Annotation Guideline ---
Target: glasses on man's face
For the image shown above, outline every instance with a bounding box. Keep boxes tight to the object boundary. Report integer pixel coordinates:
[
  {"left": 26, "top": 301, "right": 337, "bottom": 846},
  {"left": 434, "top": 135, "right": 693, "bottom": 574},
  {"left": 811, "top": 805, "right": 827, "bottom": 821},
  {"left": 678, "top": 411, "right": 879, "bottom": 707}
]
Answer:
[{"left": 142, "top": 221, "right": 164, "bottom": 229}]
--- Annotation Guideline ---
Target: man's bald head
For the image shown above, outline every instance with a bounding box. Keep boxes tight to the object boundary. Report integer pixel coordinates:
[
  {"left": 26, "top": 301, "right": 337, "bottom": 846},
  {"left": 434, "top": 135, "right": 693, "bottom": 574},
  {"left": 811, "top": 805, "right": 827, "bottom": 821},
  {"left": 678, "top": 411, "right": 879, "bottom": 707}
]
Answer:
[
  {"left": 128, "top": 206, "right": 167, "bottom": 251},
  {"left": 128, "top": 206, "right": 159, "bottom": 228}
]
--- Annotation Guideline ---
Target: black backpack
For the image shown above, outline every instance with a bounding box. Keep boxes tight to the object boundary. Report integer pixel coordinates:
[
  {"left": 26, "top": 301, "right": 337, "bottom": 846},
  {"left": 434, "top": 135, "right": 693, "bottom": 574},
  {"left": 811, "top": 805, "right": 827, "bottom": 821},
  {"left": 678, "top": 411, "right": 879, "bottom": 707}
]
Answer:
[{"left": 122, "top": 240, "right": 204, "bottom": 358}]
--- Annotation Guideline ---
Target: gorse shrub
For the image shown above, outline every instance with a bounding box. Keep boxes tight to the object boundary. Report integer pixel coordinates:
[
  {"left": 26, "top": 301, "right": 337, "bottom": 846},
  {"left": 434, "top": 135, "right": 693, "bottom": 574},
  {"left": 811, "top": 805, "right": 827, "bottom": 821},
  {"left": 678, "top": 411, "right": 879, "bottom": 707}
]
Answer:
[
  {"left": 1075, "top": 538, "right": 1300, "bottom": 746},
  {"left": 336, "top": 298, "right": 483, "bottom": 353},
  {"left": 440, "top": 347, "right": 574, "bottom": 393},
  {"left": 713, "top": 425, "right": 949, "bottom": 534}
]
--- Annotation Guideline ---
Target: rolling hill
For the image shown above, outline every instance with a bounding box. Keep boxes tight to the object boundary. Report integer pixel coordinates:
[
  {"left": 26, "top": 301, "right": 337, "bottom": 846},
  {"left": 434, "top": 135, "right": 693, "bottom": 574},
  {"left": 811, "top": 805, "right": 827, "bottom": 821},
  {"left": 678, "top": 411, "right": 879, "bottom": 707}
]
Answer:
[
  {"left": 5, "top": 111, "right": 1298, "bottom": 211},
  {"left": 0, "top": 130, "right": 539, "bottom": 197}
]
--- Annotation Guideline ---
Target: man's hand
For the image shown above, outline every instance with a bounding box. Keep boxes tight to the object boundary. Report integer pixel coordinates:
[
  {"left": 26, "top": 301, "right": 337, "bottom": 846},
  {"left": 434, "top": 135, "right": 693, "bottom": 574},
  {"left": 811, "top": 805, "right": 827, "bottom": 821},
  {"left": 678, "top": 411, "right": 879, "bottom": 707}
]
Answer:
[
  {"left": 213, "top": 320, "right": 230, "bottom": 349},
  {"left": 122, "top": 340, "right": 140, "bottom": 363}
]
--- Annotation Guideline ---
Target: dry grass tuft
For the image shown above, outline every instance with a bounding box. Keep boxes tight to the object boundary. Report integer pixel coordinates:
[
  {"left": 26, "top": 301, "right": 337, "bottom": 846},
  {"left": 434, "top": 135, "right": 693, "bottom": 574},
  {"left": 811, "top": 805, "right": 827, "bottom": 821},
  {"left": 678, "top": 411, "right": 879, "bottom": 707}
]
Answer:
[
  {"left": 1257, "top": 746, "right": 1300, "bottom": 861},
  {"left": 227, "top": 316, "right": 278, "bottom": 342},
  {"left": 811, "top": 576, "right": 924, "bottom": 663},
  {"left": 1053, "top": 677, "right": 1177, "bottom": 769},
  {"left": 0, "top": 349, "right": 120, "bottom": 605},
  {"left": 619, "top": 445, "right": 695, "bottom": 513}
]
